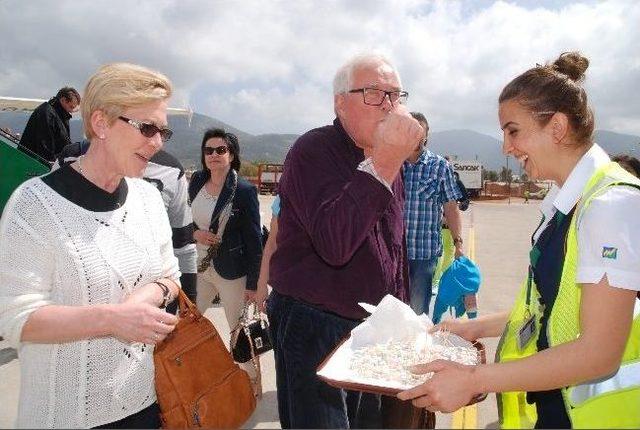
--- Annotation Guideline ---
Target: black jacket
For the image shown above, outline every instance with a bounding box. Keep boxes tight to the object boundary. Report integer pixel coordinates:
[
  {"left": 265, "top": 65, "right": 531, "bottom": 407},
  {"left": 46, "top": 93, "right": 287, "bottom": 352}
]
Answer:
[
  {"left": 189, "top": 169, "right": 263, "bottom": 291},
  {"left": 19, "top": 98, "right": 72, "bottom": 164},
  {"left": 456, "top": 177, "right": 470, "bottom": 211}
]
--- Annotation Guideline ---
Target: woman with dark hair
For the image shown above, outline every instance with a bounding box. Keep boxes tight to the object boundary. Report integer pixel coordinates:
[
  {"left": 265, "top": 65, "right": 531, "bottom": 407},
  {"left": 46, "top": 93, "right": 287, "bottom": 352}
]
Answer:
[
  {"left": 188, "top": 128, "right": 263, "bottom": 391},
  {"left": 399, "top": 52, "right": 640, "bottom": 429}
]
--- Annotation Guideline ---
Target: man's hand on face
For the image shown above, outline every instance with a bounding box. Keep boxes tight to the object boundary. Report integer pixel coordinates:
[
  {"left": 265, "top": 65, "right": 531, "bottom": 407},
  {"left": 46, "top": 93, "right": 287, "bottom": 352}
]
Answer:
[{"left": 371, "top": 105, "right": 424, "bottom": 184}]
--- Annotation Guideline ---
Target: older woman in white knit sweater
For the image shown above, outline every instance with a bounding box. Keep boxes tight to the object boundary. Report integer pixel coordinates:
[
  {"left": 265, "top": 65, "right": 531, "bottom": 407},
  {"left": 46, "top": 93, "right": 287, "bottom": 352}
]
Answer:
[{"left": 0, "top": 63, "right": 182, "bottom": 429}]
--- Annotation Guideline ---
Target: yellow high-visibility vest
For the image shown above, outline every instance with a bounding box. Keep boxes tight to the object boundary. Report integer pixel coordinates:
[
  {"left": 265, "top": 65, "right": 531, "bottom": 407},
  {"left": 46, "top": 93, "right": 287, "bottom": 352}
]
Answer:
[{"left": 495, "top": 162, "right": 640, "bottom": 429}]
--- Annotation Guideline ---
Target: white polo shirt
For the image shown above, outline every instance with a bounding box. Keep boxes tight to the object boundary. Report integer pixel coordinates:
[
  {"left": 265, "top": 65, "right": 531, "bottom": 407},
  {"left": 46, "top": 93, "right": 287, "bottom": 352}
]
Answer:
[{"left": 533, "top": 143, "right": 640, "bottom": 296}]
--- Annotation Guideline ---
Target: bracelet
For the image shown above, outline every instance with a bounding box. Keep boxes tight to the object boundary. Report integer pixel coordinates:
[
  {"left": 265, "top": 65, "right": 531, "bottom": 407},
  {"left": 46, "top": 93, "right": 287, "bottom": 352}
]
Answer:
[
  {"left": 453, "top": 236, "right": 463, "bottom": 246},
  {"left": 155, "top": 280, "right": 173, "bottom": 308}
]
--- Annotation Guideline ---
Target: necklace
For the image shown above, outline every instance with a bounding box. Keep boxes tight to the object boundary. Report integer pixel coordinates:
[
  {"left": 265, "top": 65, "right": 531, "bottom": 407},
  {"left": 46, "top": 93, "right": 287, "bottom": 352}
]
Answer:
[
  {"left": 75, "top": 155, "right": 122, "bottom": 208},
  {"left": 205, "top": 179, "right": 223, "bottom": 197},
  {"left": 76, "top": 155, "right": 85, "bottom": 174},
  {"left": 203, "top": 186, "right": 218, "bottom": 201}
]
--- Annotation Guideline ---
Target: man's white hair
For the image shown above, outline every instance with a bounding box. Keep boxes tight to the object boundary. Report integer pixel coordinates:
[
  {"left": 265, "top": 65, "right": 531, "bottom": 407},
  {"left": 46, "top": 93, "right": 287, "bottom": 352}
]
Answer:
[{"left": 332, "top": 53, "right": 401, "bottom": 95}]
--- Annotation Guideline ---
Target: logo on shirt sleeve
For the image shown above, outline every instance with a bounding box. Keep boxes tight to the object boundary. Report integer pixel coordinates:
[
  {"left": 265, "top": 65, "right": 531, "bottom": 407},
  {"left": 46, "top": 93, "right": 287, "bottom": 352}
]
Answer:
[{"left": 602, "top": 246, "right": 618, "bottom": 259}]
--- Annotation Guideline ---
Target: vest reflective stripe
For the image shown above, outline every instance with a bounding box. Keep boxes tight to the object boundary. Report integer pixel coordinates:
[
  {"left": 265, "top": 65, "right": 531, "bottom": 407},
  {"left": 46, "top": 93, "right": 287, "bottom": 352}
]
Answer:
[
  {"left": 495, "top": 281, "right": 540, "bottom": 428},
  {"left": 496, "top": 162, "right": 640, "bottom": 429},
  {"left": 570, "top": 360, "right": 640, "bottom": 405}
]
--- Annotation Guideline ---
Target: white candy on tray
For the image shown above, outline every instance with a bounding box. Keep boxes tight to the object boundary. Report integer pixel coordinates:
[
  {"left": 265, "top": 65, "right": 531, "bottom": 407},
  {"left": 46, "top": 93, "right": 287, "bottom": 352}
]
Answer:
[
  {"left": 349, "top": 334, "right": 479, "bottom": 388},
  {"left": 317, "top": 295, "right": 481, "bottom": 392}
]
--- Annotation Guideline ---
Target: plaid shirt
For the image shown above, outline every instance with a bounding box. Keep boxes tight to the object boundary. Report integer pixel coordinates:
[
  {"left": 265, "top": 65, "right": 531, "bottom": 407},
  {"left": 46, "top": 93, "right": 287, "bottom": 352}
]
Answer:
[{"left": 403, "top": 150, "right": 462, "bottom": 260}]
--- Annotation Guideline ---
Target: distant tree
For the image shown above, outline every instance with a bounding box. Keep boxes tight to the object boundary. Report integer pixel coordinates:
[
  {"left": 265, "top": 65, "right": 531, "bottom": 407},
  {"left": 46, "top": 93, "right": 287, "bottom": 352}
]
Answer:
[
  {"left": 483, "top": 169, "right": 499, "bottom": 182},
  {"left": 499, "top": 167, "right": 513, "bottom": 182},
  {"left": 240, "top": 161, "right": 259, "bottom": 178}
]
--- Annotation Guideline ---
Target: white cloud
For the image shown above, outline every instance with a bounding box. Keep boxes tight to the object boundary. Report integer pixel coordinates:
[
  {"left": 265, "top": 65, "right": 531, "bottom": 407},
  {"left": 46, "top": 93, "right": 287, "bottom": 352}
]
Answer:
[{"left": 1, "top": 0, "right": 638, "bottom": 136}]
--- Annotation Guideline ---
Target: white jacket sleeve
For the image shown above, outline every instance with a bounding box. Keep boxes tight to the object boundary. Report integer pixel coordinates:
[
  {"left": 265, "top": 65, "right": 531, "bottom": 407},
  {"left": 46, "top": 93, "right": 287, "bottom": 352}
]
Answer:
[{"left": 0, "top": 183, "right": 55, "bottom": 348}]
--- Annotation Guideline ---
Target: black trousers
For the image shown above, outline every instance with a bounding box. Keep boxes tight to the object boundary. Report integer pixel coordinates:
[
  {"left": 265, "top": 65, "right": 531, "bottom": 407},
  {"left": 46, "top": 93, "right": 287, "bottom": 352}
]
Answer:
[
  {"left": 266, "top": 290, "right": 382, "bottom": 429},
  {"left": 166, "top": 272, "right": 198, "bottom": 314},
  {"left": 93, "top": 403, "right": 160, "bottom": 429}
]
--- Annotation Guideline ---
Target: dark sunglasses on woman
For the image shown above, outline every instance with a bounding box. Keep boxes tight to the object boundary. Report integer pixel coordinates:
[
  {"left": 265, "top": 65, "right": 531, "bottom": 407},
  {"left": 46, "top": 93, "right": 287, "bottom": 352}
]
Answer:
[
  {"left": 119, "top": 116, "right": 173, "bottom": 142},
  {"left": 203, "top": 146, "right": 229, "bottom": 156}
]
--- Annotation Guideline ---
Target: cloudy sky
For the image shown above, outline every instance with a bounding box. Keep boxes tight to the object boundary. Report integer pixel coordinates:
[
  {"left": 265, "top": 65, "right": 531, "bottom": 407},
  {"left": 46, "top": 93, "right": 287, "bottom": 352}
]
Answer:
[{"left": 1, "top": 0, "right": 638, "bottom": 137}]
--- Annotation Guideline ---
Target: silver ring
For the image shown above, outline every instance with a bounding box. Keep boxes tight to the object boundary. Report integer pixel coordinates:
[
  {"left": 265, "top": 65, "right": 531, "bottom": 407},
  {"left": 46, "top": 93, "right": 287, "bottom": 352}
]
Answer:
[{"left": 154, "top": 333, "right": 159, "bottom": 341}]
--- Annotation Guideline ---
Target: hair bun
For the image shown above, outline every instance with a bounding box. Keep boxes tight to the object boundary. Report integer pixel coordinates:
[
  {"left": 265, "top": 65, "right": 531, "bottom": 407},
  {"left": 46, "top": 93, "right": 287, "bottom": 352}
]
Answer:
[{"left": 552, "top": 51, "right": 589, "bottom": 82}]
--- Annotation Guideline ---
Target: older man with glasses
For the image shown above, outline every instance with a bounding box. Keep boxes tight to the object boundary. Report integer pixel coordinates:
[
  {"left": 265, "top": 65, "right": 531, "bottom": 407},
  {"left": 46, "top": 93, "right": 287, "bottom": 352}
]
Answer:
[{"left": 266, "top": 53, "right": 423, "bottom": 428}]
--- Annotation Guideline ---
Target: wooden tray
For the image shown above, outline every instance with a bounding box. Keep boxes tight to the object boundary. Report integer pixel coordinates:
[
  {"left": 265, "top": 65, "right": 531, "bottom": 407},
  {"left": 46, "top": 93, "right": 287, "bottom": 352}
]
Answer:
[{"left": 316, "top": 335, "right": 488, "bottom": 405}]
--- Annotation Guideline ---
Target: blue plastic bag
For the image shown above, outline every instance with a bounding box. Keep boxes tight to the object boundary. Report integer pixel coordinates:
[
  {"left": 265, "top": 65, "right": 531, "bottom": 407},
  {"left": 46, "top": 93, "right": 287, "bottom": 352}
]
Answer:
[{"left": 432, "top": 256, "right": 481, "bottom": 324}]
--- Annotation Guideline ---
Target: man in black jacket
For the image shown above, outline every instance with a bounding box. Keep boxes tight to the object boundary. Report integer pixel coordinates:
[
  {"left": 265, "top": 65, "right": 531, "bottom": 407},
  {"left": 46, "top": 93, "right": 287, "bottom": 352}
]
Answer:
[{"left": 19, "top": 87, "right": 80, "bottom": 167}]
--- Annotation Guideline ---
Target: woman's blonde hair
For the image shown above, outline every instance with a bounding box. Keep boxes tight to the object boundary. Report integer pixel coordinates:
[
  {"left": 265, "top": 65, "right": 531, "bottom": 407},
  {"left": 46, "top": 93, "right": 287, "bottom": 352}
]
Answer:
[{"left": 81, "top": 63, "right": 172, "bottom": 139}]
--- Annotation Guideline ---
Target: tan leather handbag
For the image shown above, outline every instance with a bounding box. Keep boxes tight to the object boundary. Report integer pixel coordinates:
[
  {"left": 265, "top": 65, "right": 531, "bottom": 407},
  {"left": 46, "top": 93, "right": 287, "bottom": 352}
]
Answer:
[{"left": 154, "top": 289, "right": 256, "bottom": 428}]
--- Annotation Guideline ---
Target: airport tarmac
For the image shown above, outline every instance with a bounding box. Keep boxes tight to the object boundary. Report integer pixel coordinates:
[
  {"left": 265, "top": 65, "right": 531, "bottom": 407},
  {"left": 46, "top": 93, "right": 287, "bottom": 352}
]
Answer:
[{"left": 0, "top": 196, "right": 542, "bottom": 429}]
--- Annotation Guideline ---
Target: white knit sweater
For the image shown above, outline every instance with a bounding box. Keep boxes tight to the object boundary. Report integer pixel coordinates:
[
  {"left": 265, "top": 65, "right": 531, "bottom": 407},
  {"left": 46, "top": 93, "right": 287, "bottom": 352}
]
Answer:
[{"left": 0, "top": 177, "right": 180, "bottom": 428}]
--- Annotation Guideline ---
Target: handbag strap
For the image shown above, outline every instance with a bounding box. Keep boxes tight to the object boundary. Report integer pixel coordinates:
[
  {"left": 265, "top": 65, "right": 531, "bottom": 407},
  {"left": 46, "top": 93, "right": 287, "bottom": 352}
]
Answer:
[
  {"left": 198, "top": 171, "right": 238, "bottom": 274},
  {"left": 238, "top": 301, "right": 258, "bottom": 322},
  {"left": 240, "top": 301, "right": 266, "bottom": 323},
  {"left": 208, "top": 169, "right": 238, "bottom": 233},
  {"left": 177, "top": 288, "right": 203, "bottom": 319}
]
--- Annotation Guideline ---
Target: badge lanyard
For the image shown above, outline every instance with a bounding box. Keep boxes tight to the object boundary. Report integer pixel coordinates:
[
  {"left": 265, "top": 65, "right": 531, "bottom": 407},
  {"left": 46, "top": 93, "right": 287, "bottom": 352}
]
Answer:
[
  {"left": 526, "top": 210, "right": 566, "bottom": 315},
  {"left": 518, "top": 210, "right": 566, "bottom": 350},
  {"left": 525, "top": 215, "right": 545, "bottom": 318}
]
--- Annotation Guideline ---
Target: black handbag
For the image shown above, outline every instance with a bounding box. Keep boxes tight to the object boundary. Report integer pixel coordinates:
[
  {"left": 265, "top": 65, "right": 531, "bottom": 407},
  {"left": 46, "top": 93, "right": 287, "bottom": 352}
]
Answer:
[{"left": 230, "top": 303, "right": 273, "bottom": 364}]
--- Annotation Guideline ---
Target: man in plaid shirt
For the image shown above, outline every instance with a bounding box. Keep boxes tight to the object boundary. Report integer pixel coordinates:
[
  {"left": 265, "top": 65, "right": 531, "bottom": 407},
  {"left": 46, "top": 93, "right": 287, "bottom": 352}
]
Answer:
[{"left": 403, "top": 112, "right": 464, "bottom": 315}]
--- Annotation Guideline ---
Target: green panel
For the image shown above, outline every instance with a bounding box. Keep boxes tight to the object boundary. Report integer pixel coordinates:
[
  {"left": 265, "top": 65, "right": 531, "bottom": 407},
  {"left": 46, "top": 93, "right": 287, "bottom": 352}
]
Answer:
[{"left": 0, "top": 136, "right": 49, "bottom": 215}]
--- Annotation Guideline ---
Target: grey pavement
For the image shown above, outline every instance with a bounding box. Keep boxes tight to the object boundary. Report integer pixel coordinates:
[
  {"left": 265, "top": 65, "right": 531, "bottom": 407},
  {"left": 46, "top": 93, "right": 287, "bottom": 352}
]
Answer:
[{"left": 0, "top": 197, "right": 542, "bottom": 429}]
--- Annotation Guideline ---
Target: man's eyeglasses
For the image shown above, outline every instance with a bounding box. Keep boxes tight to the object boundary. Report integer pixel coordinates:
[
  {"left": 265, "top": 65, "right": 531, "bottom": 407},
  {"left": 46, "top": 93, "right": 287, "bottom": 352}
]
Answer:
[
  {"left": 348, "top": 88, "right": 409, "bottom": 106},
  {"left": 118, "top": 116, "right": 173, "bottom": 142},
  {"left": 203, "top": 146, "right": 229, "bottom": 156}
]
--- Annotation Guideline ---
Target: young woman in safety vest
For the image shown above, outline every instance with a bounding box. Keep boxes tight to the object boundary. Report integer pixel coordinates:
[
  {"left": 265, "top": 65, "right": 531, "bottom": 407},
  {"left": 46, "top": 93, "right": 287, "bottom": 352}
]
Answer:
[{"left": 398, "top": 51, "right": 640, "bottom": 429}]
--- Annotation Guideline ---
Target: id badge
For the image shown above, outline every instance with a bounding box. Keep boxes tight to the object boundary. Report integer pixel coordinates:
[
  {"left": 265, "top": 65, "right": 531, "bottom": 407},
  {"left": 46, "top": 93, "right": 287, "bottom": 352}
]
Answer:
[{"left": 516, "top": 314, "right": 537, "bottom": 351}]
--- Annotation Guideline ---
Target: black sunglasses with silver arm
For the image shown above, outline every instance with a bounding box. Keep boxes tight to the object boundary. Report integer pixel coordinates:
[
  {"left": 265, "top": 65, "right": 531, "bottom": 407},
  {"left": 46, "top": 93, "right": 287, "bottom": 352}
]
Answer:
[{"left": 118, "top": 116, "right": 173, "bottom": 142}]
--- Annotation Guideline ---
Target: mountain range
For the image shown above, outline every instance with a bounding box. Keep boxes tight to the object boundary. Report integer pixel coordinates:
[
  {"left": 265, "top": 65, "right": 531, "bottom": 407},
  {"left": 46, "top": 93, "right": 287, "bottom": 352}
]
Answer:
[{"left": 2, "top": 111, "right": 638, "bottom": 171}]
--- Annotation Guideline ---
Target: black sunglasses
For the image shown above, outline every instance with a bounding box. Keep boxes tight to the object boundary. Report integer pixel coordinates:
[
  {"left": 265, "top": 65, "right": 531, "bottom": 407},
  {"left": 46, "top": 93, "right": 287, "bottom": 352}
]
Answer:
[
  {"left": 118, "top": 116, "right": 173, "bottom": 142},
  {"left": 203, "top": 146, "right": 229, "bottom": 156}
]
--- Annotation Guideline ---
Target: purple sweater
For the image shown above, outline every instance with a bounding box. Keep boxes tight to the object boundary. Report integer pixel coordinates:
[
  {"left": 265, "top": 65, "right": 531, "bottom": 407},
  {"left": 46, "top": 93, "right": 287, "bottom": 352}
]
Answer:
[{"left": 270, "top": 118, "right": 409, "bottom": 320}]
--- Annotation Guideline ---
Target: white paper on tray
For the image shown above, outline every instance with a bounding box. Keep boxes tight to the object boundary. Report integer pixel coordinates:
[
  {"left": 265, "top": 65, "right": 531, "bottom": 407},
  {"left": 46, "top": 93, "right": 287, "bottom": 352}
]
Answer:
[
  {"left": 351, "top": 295, "right": 433, "bottom": 348},
  {"left": 317, "top": 294, "right": 473, "bottom": 391}
]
